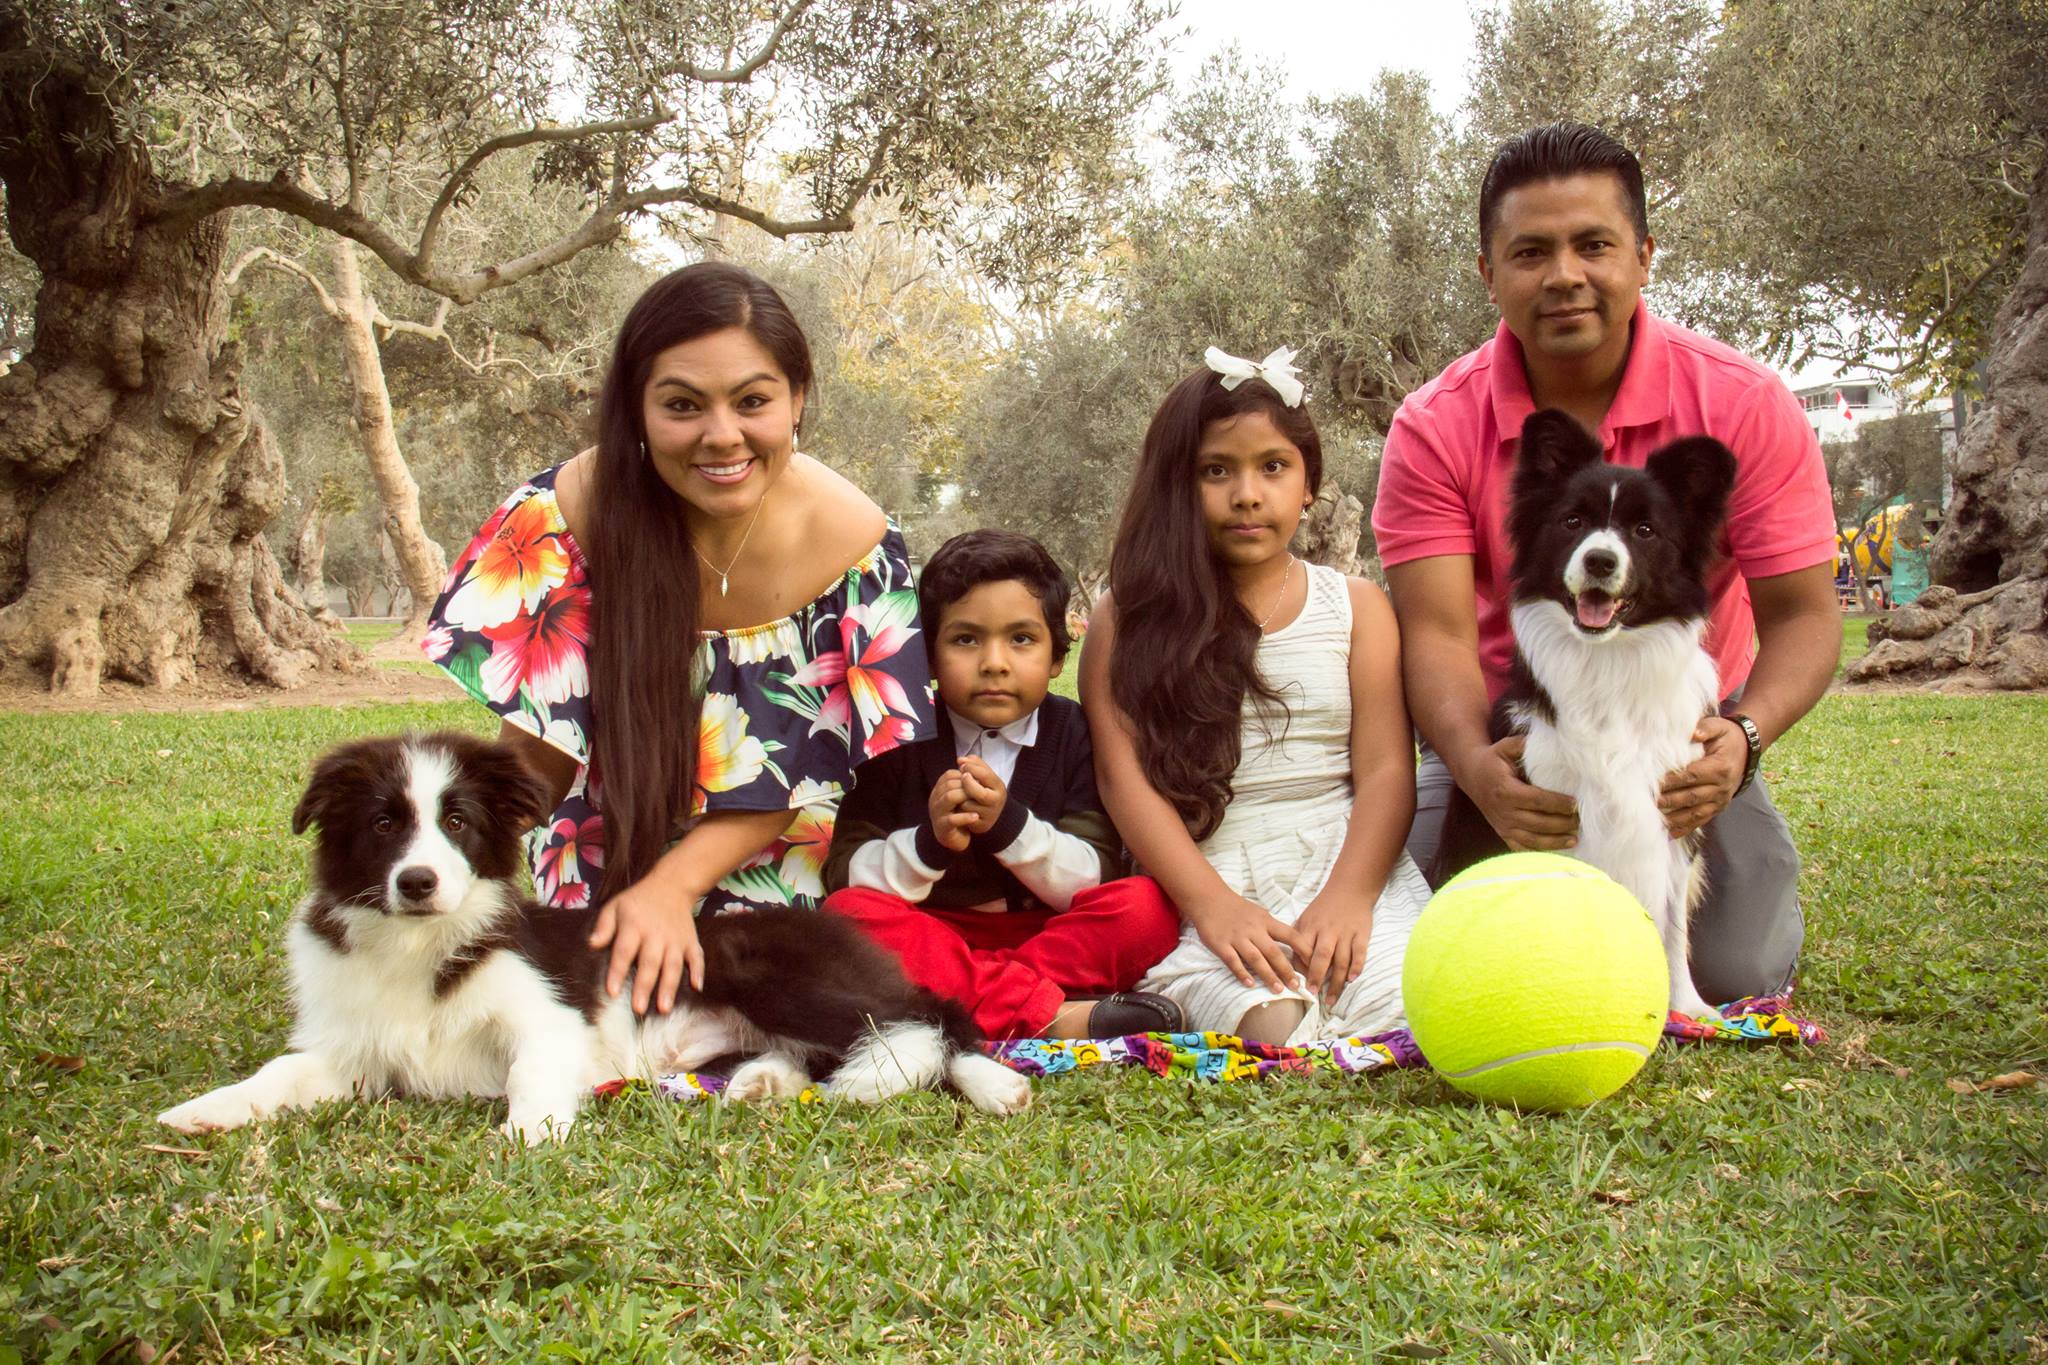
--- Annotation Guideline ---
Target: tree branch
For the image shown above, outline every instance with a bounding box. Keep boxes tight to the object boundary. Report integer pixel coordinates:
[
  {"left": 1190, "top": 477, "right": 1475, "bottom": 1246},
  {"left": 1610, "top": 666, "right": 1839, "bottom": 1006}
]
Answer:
[
  {"left": 649, "top": 0, "right": 818, "bottom": 83},
  {"left": 366, "top": 295, "right": 593, "bottom": 383},
  {"left": 415, "top": 110, "right": 674, "bottom": 272},
  {"left": 225, "top": 247, "right": 341, "bottom": 317},
  {"left": 160, "top": 159, "right": 869, "bottom": 306}
]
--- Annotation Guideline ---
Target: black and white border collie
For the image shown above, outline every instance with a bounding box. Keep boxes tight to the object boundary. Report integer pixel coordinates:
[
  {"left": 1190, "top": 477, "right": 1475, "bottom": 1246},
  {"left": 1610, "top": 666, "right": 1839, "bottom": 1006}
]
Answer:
[
  {"left": 1437, "top": 408, "right": 1738, "bottom": 1020},
  {"left": 159, "top": 732, "right": 1030, "bottom": 1143}
]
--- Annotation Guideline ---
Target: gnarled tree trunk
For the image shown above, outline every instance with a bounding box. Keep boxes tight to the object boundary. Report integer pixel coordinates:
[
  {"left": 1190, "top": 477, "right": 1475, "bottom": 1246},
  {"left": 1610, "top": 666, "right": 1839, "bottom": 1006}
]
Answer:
[
  {"left": 0, "top": 34, "right": 356, "bottom": 694},
  {"left": 1852, "top": 158, "right": 2048, "bottom": 691}
]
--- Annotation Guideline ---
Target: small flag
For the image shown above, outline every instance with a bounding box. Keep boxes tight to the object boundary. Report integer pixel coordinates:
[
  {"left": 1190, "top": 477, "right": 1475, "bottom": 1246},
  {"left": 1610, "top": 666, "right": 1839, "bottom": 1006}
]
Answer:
[{"left": 1836, "top": 390, "right": 1857, "bottom": 425}]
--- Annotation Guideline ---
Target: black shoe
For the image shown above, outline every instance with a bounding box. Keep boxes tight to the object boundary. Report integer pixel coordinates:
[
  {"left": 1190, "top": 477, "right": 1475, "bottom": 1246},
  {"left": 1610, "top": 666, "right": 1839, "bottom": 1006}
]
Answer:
[{"left": 1085, "top": 992, "right": 1185, "bottom": 1037}]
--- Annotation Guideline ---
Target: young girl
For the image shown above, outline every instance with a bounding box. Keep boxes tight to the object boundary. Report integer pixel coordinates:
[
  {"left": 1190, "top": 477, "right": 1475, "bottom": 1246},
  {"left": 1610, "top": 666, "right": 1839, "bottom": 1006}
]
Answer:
[{"left": 1080, "top": 348, "right": 1432, "bottom": 1045}]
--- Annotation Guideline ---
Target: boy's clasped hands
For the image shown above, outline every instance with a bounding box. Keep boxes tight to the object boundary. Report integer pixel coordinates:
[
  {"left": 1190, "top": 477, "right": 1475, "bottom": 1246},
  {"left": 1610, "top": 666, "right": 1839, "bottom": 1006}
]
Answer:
[{"left": 928, "top": 754, "right": 1009, "bottom": 853}]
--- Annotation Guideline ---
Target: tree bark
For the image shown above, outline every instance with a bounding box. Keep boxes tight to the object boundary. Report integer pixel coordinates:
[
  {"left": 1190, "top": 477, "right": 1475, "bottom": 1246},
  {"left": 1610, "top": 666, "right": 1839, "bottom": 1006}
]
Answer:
[
  {"left": 292, "top": 500, "right": 339, "bottom": 623},
  {"left": 1852, "top": 157, "right": 2048, "bottom": 690},
  {"left": 0, "top": 35, "right": 356, "bottom": 694},
  {"left": 327, "top": 240, "right": 447, "bottom": 654}
]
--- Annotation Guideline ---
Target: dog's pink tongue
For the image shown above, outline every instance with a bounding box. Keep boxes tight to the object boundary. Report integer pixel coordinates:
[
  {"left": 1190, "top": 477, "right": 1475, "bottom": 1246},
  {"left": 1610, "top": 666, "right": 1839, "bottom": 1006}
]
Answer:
[{"left": 1575, "top": 594, "right": 1619, "bottom": 629}]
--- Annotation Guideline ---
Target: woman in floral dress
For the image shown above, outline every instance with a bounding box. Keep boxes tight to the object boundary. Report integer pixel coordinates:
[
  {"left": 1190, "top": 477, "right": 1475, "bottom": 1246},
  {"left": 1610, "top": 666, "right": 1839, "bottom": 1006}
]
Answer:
[{"left": 424, "top": 263, "right": 936, "bottom": 1016}]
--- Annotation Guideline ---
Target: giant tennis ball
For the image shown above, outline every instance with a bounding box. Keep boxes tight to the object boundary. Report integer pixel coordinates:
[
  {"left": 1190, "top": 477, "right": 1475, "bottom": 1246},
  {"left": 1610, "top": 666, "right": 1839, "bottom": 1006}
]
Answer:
[{"left": 1402, "top": 851, "right": 1668, "bottom": 1110}]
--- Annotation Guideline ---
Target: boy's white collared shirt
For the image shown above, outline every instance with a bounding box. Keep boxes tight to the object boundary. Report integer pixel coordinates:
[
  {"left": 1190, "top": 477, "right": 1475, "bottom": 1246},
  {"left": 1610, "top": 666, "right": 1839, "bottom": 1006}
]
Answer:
[
  {"left": 843, "top": 701, "right": 1103, "bottom": 911},
  {"left": 949, "top": 707, "right": 1040, "bottom": 787}
]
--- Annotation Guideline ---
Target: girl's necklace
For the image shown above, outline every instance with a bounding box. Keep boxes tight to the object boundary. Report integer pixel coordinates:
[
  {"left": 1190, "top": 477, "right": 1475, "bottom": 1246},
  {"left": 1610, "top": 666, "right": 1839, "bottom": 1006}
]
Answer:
[
  {"left": 695, "top": 490, "right": 768, "bottom": 598},
  {"left": 1255, "top": 555, "right": 1297, "bottom": 632}
]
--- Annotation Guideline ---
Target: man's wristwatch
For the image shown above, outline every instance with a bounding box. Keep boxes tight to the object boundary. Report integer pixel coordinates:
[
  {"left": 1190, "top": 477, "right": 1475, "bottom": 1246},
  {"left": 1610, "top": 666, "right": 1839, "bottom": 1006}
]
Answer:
[{"left": 1726, "top": 713, "right": 1764, "bottom": 794}]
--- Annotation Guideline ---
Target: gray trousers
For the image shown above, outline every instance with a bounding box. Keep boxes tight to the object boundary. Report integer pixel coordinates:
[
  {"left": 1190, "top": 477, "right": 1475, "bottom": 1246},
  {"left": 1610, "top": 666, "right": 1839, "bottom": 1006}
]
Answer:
[{"left": 1404, "top": 745, "right": 1804, "bottom": 1003}]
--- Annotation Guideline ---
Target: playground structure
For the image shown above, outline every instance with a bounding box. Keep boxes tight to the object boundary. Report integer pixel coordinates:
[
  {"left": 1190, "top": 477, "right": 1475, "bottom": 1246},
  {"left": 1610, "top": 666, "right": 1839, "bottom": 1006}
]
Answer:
[{"left": 1836, "top": 500, "right": 1939, "bottom": 611}]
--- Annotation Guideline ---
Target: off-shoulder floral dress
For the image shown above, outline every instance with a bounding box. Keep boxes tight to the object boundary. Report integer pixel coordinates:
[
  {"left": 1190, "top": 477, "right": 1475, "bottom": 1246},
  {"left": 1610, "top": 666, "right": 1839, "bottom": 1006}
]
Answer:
[{"left": 423, "top": 464, "right": 937, "bottom": 912}]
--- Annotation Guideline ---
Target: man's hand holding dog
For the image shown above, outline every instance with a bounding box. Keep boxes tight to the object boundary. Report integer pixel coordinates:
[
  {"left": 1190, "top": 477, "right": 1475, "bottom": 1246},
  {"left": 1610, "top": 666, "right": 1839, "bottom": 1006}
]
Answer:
[
  {"left": 590, "top": 864, "right": 704, "bottom": 1014},
  {"left": 956, "top": 755, "right": 1008, "bottom": 835},
  {"left": 1658, "top": 717, "right": 1745, "bottom": 838},
  {"left": 929, "top": 770, "right": 978, "bottom": 852},
  {"left": 1462, "top": 734, "right": 1578, "bottom": 851}
]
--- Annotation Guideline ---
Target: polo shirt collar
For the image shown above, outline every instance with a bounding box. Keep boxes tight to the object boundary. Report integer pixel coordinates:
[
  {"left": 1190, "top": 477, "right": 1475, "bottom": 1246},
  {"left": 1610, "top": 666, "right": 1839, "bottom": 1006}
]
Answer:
[{"left": 1487, "top": 298, "right": 1671, "bottom": 442}]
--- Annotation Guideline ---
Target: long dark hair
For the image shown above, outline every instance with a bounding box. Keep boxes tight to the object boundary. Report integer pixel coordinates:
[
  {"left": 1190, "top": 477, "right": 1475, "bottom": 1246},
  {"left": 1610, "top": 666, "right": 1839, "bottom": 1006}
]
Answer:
[
  {"left": 1107, "top": 367, "right": 1323, "bottom": 840},
  {"left": 588, "top": 262, "right": 814, "bottom": 905}
]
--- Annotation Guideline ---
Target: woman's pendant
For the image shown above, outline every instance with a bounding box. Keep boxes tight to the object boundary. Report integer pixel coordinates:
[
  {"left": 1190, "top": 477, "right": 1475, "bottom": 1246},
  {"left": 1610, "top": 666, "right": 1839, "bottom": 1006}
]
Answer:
[{"left": 719, "top": 574, "right": 730, "bottom": 597}]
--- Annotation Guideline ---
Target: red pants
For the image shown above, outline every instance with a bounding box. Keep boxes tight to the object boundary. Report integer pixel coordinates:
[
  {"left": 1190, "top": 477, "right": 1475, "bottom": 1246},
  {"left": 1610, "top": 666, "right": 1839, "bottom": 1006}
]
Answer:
[{"left": 821, "top": 878, "right": 1183, "bottom": 1040}]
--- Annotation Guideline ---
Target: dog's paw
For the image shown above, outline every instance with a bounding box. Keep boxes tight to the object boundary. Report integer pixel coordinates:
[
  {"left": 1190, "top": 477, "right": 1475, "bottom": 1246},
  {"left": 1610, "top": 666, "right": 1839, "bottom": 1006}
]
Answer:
[
  {"left": 1670, "top": 986, "right": 1724, "bottom": 1022},
  {"left": 723, "top": 1054, "right": 810, "bottom": 1102},
  {"left": 499, "top": 1108, "right": 576, "bottom": 1146},
  {"left": 158, "top": 1089, "right": 256, "bottom": 1135},
  {"left": 949, "top": 1053, "right": 1032, "bottom": 1117}
]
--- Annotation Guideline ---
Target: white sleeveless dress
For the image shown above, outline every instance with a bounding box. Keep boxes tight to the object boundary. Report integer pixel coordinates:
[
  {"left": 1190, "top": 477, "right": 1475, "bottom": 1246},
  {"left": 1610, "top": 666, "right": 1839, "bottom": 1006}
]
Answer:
[{"left": 1137, "top": 563, "right": 1432, "bottom": 1041}]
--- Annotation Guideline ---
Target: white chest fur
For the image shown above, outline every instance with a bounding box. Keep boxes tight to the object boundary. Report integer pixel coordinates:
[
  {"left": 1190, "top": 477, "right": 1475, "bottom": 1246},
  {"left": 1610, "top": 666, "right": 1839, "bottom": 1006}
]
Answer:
[
  {"left": 286, "top": 905, "right": 596, "bottom": 1101},
  {"left": 1507, "top": 602, "right": 1718, "bottom": 916}
]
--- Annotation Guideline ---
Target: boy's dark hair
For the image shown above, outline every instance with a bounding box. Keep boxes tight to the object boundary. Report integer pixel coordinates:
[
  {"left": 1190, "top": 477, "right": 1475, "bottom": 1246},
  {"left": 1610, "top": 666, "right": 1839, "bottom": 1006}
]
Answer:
[
  {"left": 1478, "top": 122, "right": 1648, "bottom": 254},
  {"left": 918, "top": 530, "right": 1073, "bottom": 662}
]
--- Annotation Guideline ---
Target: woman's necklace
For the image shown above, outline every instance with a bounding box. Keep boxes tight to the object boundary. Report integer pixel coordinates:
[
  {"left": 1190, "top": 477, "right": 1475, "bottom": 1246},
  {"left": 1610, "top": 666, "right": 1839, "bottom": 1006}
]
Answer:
[
  {"left": 1255, "top": 554, "right": 1297, "bottom": 632},
  {"left": 694, "top": 491, "right": 768, "bottom": 598}
]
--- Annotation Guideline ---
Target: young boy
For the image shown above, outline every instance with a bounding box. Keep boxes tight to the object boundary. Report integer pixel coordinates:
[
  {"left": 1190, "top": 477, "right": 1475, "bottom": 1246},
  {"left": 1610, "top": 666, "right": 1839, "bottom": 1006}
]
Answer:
[{"left": 822, "top": 530, "right": 1186, "bottom": 1040}]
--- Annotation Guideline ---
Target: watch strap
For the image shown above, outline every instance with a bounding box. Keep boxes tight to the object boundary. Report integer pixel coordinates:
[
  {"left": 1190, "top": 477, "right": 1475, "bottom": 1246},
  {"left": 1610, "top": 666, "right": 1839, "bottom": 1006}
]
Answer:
[{"left": 1728, "top": 712, "right": 1763, "bottom": 793}]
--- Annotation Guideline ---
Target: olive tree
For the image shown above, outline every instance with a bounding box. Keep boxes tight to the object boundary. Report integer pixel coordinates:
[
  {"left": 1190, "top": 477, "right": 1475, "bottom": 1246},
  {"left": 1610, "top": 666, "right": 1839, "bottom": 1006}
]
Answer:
[{"left": 0, "top": 0, "right": 1166, "bottom": 692}]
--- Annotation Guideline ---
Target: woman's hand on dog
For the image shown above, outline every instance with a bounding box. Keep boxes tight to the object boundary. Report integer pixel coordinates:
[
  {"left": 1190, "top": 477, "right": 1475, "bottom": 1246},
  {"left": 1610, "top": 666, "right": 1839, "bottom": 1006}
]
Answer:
[
  {"left": 1294, "top": 894, "right": 1374, "bottom": 1008},
  {"left": 590, "top": 870, "right": 704, "bottom": 1014},
  {"left": 1186, "top": 893, "right": 1306, "bottom": 995},
  {"left": 1465, "top": 735, "right": 1579, "bottom": 851},
  {"left": 1658, "top": 718, "right": 1744, "bottom": 838}
]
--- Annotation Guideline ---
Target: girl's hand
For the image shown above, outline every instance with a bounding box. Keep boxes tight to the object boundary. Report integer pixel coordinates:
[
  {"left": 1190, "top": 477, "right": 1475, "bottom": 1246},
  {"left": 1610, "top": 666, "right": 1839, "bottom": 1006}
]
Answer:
[
  {"left": 589, "top": 872, "right": 704, "bottom": 1015},
  {"left": 1293, "top": 893, "right": 1374, "bottom": 1008},
  {"left": 1188, "top": 894, "right": 1305, "bottom": 994},
  {"left": 928, "top": 769, "right": 975, "bottom": 852}
]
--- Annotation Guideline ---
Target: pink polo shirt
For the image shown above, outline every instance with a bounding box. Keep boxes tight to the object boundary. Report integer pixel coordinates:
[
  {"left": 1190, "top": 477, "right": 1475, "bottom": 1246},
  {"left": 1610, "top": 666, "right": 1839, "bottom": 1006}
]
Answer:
[{"left": 1372, "top": 303, "right": 1835, "bottom": 705}]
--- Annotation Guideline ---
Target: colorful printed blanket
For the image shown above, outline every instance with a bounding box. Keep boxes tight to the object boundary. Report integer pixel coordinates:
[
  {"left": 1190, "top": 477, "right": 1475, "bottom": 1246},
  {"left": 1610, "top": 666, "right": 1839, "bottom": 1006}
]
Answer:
[{"left": 606, "top": 995, "right": 1821, "bottom": 1102}]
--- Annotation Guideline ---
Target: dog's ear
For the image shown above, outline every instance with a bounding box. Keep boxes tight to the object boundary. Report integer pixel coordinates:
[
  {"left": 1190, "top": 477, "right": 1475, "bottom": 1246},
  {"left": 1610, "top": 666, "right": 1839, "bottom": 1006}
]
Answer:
[
  {"left": 463, "top": 735, "right": 557, "bottom": 833},
  {"left": 292, "top": 742, "right": 372, "bottom": 835},
  {"left": 1646, "top": 437, "right": 1738, "bottom": 543},
  {"left": 1516, "top": 409, "right": 1602, "bottom": 491}
]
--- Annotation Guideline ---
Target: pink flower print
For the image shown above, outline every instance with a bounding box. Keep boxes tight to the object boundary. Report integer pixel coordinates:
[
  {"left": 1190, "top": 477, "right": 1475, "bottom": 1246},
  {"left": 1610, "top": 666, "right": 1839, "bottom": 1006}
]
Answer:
[
  {"left": 785, "top": 591, "right": 920, "bottom": 757},
  {"left": 480, "top": 588, "right": 590, "bottom": 706},
  {"left": 535, "top": 813, "right": 604, "bottom": 907}
]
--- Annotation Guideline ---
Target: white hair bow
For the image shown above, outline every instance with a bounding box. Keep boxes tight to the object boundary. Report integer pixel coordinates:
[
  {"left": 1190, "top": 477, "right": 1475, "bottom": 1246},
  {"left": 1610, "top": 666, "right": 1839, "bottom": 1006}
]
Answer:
[{"left": 1203, "top": 345, "right": 1306, "bottom": 407}]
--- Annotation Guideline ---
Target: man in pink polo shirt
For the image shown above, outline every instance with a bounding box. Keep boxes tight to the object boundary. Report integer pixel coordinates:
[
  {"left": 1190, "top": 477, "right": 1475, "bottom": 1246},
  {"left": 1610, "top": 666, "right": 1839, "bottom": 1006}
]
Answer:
[{"left": 1374, "top": 123, "right": 1841, "bottom": 1003}]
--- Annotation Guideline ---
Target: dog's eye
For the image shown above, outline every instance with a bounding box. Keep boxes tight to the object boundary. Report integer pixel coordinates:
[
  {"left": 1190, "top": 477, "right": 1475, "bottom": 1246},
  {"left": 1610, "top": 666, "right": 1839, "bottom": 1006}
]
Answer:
[
  {"left": 1563, "top": 514, "right": 1583, "bottom": 530},
  {"left": 373, "top": 815, "right": 396, "bottom": 834},
  {"left": 442, "top": 814, "right": 466, "bottom": 834},
  {"left": 1634, "top": 522, "right": 1657, "bottom": 540}
]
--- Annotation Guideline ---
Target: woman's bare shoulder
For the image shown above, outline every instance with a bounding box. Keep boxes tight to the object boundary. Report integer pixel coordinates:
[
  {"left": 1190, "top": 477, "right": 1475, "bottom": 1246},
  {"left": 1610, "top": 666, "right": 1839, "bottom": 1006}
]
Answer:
[{"left": 791, "top": 454, "right": 888, "bottom": 566}]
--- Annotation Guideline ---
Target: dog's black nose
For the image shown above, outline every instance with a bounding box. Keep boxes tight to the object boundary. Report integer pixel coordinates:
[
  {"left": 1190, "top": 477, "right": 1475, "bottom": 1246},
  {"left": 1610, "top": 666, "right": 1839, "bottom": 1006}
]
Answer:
[
  {"left": 1583, "top": 548, "right": 1619, "bottom": 578},
  {"left": 397, "top": 867, "right": 438, "bottom": 900}
]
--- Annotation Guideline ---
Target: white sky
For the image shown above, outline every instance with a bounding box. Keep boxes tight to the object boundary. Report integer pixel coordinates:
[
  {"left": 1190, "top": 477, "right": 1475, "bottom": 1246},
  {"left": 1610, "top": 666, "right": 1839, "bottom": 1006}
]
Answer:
[{"left": 1167, "top": 0, "right": 1478, "bottom": 112}]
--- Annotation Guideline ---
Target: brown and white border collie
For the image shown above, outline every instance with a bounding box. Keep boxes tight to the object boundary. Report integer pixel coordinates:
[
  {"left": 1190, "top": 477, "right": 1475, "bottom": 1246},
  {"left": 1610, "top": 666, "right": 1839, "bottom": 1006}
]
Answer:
[
  {"left": 1435, "top": 409, "right": 1738, "bottom": 1020},
  {"left": 158, "top": 732, "right": 1030, "bottom": 1143}
]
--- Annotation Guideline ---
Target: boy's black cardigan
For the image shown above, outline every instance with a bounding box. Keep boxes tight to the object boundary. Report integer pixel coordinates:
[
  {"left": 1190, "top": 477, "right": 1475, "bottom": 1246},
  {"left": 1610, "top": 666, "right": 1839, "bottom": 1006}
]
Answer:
[{"left": 823, "top": 694, "right": 1123, "bottom": 912}]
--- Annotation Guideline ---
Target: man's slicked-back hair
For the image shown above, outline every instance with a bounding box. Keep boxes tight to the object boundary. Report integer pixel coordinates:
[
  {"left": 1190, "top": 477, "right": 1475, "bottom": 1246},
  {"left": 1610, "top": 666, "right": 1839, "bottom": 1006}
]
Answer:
[
  {"left": 918, "top": 529, "right": 1074, "bottom": 663},
  {"left": 1478, "top": 122, "right": 1649, "bottom": 254}
]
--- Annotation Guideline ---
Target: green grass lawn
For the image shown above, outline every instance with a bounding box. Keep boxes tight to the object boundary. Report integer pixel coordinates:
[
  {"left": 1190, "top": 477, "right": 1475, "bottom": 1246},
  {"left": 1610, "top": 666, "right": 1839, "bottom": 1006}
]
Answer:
[{"left": 3, "top": 694, "right": 2043, "bottom": 1362}]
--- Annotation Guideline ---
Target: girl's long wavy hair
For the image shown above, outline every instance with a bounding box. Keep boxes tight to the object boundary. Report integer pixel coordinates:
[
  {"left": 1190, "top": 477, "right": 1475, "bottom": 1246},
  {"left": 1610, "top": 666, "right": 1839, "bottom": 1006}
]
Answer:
[
  {"left": 587, "top": 262, "right": 813, "bottom": 905},
  {"left": 1107, "top": 368, "right": 1323, "bottom": 841}
]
